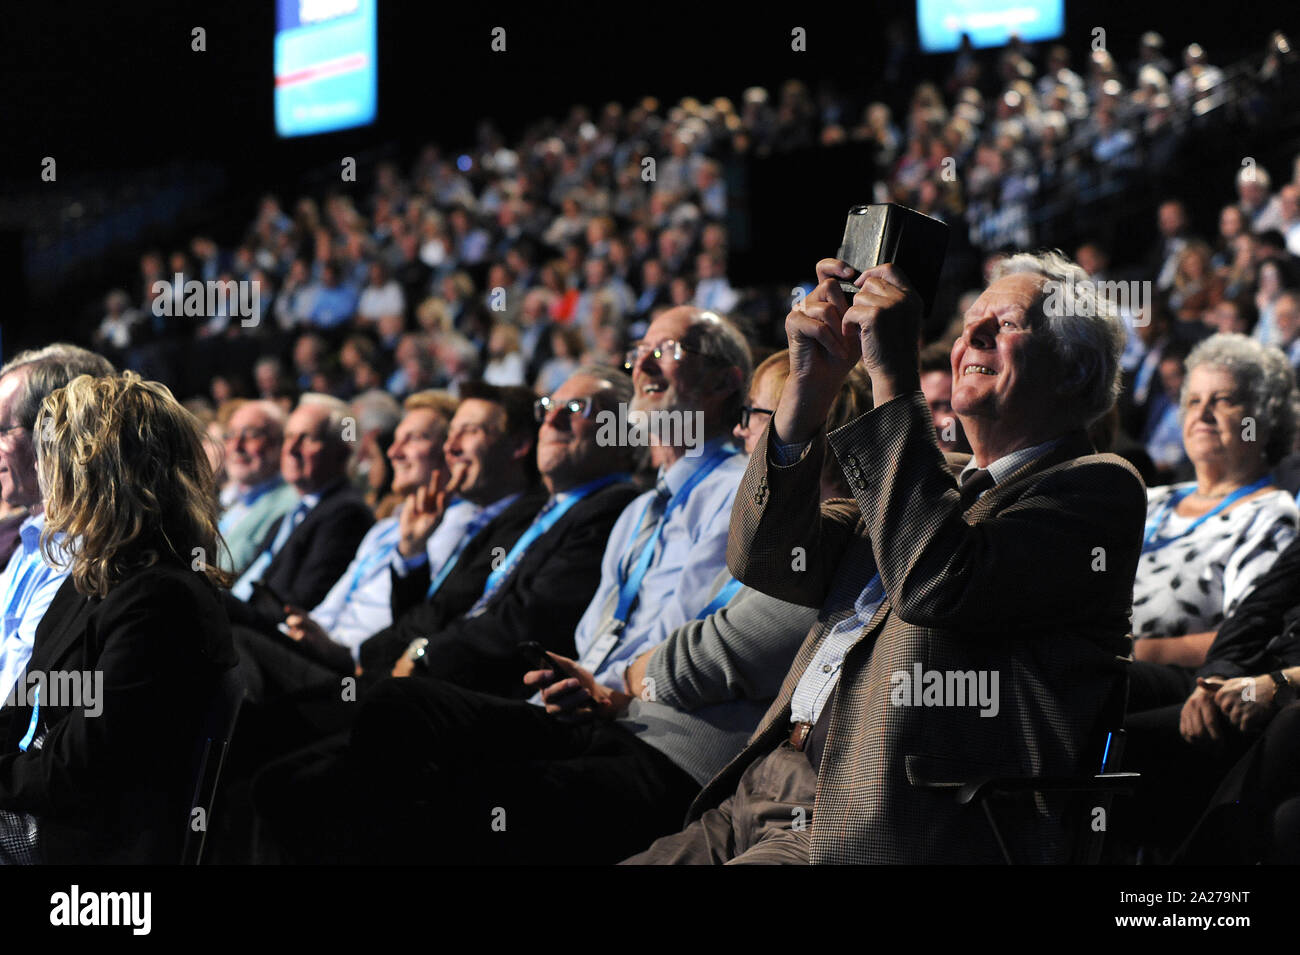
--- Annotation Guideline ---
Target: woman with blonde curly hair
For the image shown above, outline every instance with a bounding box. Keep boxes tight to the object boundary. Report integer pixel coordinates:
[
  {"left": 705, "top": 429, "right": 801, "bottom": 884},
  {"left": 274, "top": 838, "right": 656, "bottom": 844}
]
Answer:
[{"left": 0, "top": 372, "right": 235, "bottom": 864}]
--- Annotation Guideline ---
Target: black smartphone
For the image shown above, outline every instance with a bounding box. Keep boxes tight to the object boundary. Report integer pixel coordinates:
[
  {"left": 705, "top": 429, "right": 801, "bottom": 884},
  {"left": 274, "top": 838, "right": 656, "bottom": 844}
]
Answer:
[
  {"left": 837, "top": 203, "right": 950, "bottom": 319},
  {"left": 250, "top": 581, "right": 290, "bottom": 622},
  {"left": 518, "top": 641, "right": 571, "bottom": 684}
]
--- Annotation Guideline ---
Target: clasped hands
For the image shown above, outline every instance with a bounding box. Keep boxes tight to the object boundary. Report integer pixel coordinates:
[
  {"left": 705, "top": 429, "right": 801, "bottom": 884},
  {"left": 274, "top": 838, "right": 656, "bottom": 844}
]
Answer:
[
  {"left": 1180, "top": 674, "right": 1280, "bottom": 745},
  {"left": 776, "top": 259, "right": 924, "bottom": 446}
]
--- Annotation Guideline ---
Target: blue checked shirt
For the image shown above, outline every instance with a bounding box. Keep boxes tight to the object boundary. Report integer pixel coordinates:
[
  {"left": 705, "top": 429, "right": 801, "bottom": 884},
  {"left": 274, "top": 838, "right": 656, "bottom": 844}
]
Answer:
[
  {"left": 568, "top": 436, "right": 747, "bottom": 692},
  {"left": 777, "top": 427, "right": 1062, "bottom": 726}
]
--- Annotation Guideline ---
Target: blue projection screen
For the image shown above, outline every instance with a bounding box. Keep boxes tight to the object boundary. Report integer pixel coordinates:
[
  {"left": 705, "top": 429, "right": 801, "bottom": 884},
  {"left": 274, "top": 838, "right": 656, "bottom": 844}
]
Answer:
[
  {"left": 917, "top": 0, "right": 1065, "bottom": 52},
  {"left": 275, "top": 0, "right": 377, "bottom": 137}
]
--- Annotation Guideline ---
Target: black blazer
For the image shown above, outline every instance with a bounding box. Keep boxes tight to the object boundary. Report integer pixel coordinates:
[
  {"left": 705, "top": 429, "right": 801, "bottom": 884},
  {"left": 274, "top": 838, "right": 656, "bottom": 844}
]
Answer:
[
  {"left": 364, "top": 480, "right": 639, "bottom": 698},
  {"left": 228, "top": 478, "right": 374, "bottom": 630},
  {"left": 0, "top": 561, "right": 236, "bottom": 864},
  {"left": 360, "top": 489, "right": 549, "bottom": 673}
]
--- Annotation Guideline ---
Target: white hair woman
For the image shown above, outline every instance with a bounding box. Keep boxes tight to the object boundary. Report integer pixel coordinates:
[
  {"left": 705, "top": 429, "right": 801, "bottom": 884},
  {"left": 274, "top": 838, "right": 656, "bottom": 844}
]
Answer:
[{"left": 1131, "top": 334, "right": 1299, "bottom": 671}]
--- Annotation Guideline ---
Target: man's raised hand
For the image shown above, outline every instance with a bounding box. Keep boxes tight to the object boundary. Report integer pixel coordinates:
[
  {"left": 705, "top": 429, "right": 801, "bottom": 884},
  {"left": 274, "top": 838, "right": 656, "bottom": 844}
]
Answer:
[
  {"left": 840, "top": 262, "right": 924, "bottom": 403},
  {"left": 773, "top": 259, "right": 861, "bottom": 445},
  {"left": 397, "top": 463, "right": 465, "bottom": 559}
]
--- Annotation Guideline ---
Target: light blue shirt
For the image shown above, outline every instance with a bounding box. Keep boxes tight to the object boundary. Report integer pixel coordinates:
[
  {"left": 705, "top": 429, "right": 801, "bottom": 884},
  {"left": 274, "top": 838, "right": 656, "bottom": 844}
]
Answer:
[
  {"left": 315, "top": 498, "right": 485, "bottom": 661},
  {"left": 570, "top": 436, "right": 747, "bottom": 691},
  {"left": 231, "top": 490, "right": 319, "bottom": 600},
  {"left": 309, "top": 515, "right": 402, "bottom": 662},
  {"left": 0, "top": 513, "right": 71, "bottom": 707},
  {"left": 390, "top": 495, "right": 503, "bottom": 577},
  {"left": 788, "top": 435, "right": 1063, "bottom": 726}
]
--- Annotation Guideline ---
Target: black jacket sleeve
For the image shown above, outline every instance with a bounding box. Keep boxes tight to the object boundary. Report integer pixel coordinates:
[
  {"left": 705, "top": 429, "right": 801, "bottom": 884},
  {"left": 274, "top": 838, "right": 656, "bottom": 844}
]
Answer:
[
  {"left": 1198, "top": 535, "right": 1300, "bottom": 679},
  {"left": 413, "top": 484, "right": 637, "bottom": 698}
]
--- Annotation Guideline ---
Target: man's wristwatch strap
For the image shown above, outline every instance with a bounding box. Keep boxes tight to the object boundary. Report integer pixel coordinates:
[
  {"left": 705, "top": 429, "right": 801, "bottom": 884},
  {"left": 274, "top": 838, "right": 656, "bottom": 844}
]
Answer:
[{"left": 1269, "top": 669, "right": 1293, "bottom": 706}]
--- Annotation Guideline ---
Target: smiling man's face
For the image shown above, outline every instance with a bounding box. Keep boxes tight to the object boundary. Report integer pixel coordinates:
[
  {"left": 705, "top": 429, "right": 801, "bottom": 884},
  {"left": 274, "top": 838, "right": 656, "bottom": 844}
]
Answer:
[
  {"left": 628, "top": 307, "right": 707, "bottom": 418},
  {"left": 387, "top": 408, "right": 448, "bottom": 496},
  {"left": 950, "top": 272, "right": 1057, "bottom": 431}
]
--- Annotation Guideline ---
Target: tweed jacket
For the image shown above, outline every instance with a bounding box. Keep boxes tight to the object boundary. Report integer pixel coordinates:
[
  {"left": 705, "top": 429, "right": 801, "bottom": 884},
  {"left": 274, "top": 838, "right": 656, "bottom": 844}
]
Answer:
[{"left": 695, "top": 391, "right": 1146, "bottom": 863}]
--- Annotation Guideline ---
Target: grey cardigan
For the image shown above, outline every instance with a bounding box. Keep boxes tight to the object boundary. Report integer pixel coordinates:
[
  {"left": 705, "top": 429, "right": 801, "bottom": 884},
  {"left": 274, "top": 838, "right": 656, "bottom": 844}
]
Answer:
[{"left": 615, "top": 571, "right": 817, "bottom": 785}]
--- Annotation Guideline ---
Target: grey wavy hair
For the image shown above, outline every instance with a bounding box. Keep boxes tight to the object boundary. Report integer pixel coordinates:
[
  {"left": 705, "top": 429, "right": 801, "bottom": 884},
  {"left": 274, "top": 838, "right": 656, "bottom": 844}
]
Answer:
[
  {"left": 681, "top": 309, "right": 754, "bottom": 426},
  {"left": 990, "top": 249, "right": 1126, "bottom": 426},
  {"left": 296, "top": 392, "right": 354, "bottom": 454},
  {"left": 571, "top": 363, "right": 634, "bottom": 410},
  {"left": 0, "top": 344, "right": 116, "bottom": 430},
  {"left": 1182, "top": 333, "right": 1298, "bottom": 465}
]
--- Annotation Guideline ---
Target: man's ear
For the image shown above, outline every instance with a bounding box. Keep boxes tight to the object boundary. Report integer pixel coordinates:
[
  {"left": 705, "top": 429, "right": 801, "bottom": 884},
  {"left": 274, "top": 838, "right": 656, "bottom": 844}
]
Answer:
[
  {"left": 1055, "top": 358, "right": 1090, "bottom": 397},
  {"left": 511, "top": 433, "right": 536, "bottom": 463}
]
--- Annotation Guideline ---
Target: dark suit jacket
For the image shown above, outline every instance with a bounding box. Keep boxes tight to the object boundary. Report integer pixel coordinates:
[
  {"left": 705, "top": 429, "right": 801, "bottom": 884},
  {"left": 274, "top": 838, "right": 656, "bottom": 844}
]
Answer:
[
  {"left": 0, "top": 561, "right": 236, "bottom": 864},
  {"left": 402, "top": 479, "right": 639, "bottom": 698},
  {"left": 360, "top": 489, "right": 550, "bottom": 674},
  {"left": 228, "top": 478, "right": 374, "bottom": 630},
  {"left": 1196, "top": 533, "right": 1300, "bottom": 680},
  {"left": 702, "top": 392, "right": 1147, "bottom": 864}
]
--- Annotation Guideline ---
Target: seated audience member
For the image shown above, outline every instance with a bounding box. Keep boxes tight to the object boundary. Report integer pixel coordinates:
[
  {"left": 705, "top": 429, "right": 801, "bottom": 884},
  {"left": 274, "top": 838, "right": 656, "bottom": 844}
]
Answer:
[
  {"left": 261, "top": 350, "right": 828, "bottom": 865},
  {"left": 534, "top": 325, "right": 584, "bottom": 395},
  {"left": 227, "top": 394, "right": 374, "bottom": 629},
  {"left": 345, "top": 389, "right": 403, "bottom": 515},
  {"left": 374, "top": 307, "right": 751, "bottom": 688},
  {"left": 1130, "top": 334, "right": 1298, "bottom": 672},
  {"left": 231, "top": 391, "right": 460, "bottom": 693},
  {"left": 1142, "top": 339, "right": 1194, "bottom": 481},
  {"left": 0, "top": 373, "right": 234, "bottom": 864},
  {"left": 1167, "top": 240, "right": 1225, "bottom": 322},
  {"left": 373, "top": 383, "right": 542, "bottom": 635},
  {"left": 919, "top": 342, "right": 969, "bottom": 453},
  {"left": 1121, "top": 532, "right": 1300, "bottom": 857},
  {"left": 483, "top": 324, "right": 528, "bottom": 387},
  {"left": 373, "top": 368, "right": 639, "bottom": 692},
  {"left": 238, "top": 383, "right": 540, "bottom": 707},
  {"left": 626, "top": 251, "right": 1145, "bottom": 864},
  {"left": 217, "top": 400, "right": 299, "bottom": 576},
  {"left": 1274, "top": 290, "right": 1300, "bottom": 371},
  {"left": 0, "top": 346, "right": 115, "bottom": 711},
  {"left": 0, "top": 501, "right": 26, "bottom": 571},
  {"left": 254, "top": 307, "right": 753, "bottom": 859},
  {"left": 1181, "top": 696, "right": 1300, "bottom": 863}
]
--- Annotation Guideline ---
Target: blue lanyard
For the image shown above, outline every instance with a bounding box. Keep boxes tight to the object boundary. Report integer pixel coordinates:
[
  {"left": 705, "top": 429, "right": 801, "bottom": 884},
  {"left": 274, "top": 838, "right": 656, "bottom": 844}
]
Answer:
[
  {"left": 611, "top": 447, "right": 737, "bottom": 631},
  {"left": 341, "top": 525, "right": 401, "bottom": 605},
  {"left": 425, "top": 497, "right": 515, "bottom": 599},
  {"left": 478, "top": 474, "right": 629, "bottom": 602},
  {"left": 1142, "top": 478, "right": 1271, "bottom": 554},
  {"left": 18, "top": 684, "right": 39, "bottom": 752},
  {"left": 695, "top": 576, "right": 743, "bottom": 619}
]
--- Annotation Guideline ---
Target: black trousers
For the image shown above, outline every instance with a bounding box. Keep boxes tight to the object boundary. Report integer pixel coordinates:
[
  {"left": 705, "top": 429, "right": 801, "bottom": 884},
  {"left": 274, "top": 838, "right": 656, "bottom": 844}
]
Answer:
[
  {"left": 232, "top": 624, "right": 348, "bottom": 704},
  {"left": 253, "top": 676, "right": 701, "bottom": 865},
  {"left": 1179, "top": 703, "right": 1300, "bottom": 863},
  {"left": 1116, "top": 662, "right": 1255, "bottom": 853}
]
